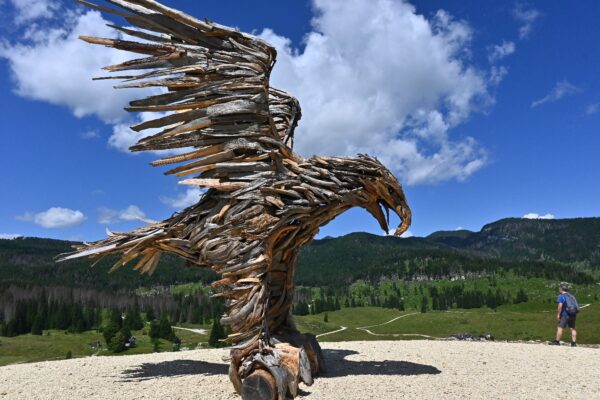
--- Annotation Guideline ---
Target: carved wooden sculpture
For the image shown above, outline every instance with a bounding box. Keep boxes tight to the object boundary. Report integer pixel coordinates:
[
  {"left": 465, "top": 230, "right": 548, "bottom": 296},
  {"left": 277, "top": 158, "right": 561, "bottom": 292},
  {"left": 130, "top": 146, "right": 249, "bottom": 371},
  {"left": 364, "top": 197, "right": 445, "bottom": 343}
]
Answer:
[{"left": 62, "top": 1, "right": 412, "bottom": 399}]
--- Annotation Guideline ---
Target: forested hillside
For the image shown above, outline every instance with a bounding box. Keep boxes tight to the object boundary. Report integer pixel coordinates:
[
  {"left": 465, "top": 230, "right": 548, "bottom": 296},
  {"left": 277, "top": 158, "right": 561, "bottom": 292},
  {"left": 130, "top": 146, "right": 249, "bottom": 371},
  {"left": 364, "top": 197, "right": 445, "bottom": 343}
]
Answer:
[
  {"left": 2, "top": 217, "right": 599, "bottom": 290},
  {"left": 427, "top": 217, "right": 600, "bottom": 264},
  {"left": 1, "top": 217, "right": 599, "bottom": 348},
  {"left": 0, "top": 238, "right": 217, "bottom": 289}
]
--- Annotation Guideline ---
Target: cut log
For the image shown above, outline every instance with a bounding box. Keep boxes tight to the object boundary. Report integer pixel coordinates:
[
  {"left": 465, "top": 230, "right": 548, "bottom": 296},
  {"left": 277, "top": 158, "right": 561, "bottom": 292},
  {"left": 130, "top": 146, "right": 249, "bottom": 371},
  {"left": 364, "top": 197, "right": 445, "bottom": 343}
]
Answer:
[{"left": 241, "top": 368, "right": 276, "bottom": 400}]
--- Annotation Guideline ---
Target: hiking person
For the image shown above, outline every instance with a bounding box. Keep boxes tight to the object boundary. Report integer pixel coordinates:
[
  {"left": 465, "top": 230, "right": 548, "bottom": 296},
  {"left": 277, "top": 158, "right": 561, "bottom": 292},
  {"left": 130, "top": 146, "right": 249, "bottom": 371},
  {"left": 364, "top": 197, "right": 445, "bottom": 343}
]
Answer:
[{"left": 549, "top": 282, "right": 579, "bottom": 347}]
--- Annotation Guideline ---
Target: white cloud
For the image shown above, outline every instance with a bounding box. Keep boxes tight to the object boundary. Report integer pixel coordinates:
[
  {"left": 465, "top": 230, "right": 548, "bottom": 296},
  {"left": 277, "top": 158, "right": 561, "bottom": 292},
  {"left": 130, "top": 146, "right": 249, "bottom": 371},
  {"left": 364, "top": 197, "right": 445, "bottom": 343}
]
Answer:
[
  {"left": 2, "top": 1, "right": 492, "bottom": 184},
  {"left": 586, "top": 103, "right": 599, "bottom": 115},
  {"left": 161, "top": 187, "right": 205, "bottom": 209},
  {"left": 9, "top": 0, "right": 58, "bottom": 24},
  {"left": 108, "top": 111, "right": 171, "bottom": 153},
  {"left": 80, "top": 129, "right": 99, "bottom": 140},
  {"left": 523, "top": 213, "right": 555, "bottom": 220},
  {"left": 98, "top": 205, "right": 152, "bottom": 224},
  {"left": 17, "top": 207, "right": 87, "bottom": 228},
  {"left": 488, "top": 41, "right": 515, "bottom": 63},
  {"left": 513, "top": 3, "right": 540, "bottom": 39},
  {"left": 261, "top": 0, "right": 490, "bottom": 185},
  {"left": 455, "top": 226, "right": 465, "bottom": 230},
  {"left": 0, "top": 10, "right": 155, "bottom": 124},
  {"left": 531, "top": 81, "right": 581, "bottom": 108},
  {"left": 0, "top": 233, "right": 23, "bottom": 239},
  {"left": 489, "top": 66, "right": 508, "bottom": 86}
]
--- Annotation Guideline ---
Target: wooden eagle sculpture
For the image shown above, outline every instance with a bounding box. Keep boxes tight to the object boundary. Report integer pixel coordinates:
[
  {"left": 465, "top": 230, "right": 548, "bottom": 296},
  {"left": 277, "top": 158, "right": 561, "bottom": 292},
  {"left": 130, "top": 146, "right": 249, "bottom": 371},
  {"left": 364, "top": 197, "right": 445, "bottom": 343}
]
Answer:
[{"left": 62, "top": 1, "right": 412, "bottom": 398}]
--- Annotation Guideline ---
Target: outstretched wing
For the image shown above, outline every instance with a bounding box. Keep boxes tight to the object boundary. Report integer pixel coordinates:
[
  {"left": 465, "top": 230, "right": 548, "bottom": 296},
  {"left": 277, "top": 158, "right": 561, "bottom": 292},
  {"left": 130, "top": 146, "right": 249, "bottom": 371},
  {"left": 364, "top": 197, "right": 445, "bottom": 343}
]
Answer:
[
  {"left": 60, "top": 0, "right": 303, "bottom": 272},
  {"left": 78, "top": 0, "right": 301, "bottom": 189}
]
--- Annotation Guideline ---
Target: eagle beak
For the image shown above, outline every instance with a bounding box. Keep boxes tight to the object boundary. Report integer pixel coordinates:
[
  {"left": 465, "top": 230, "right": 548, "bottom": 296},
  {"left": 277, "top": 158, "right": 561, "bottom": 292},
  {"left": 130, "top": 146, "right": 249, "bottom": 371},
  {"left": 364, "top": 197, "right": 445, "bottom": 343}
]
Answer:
[
  {"left": 365, "top": 201, "right": 389, "bottom": 233},
  {"left": 393, "top": 206, "right": 412, "bottom": 237}
]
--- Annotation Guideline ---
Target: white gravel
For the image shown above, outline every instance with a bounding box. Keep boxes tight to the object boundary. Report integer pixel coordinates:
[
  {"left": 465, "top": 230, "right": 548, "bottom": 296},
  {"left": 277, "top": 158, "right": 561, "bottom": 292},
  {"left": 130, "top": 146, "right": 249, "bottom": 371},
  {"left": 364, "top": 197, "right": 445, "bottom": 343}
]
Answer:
[{"left": 1, "top": 341, "right": 599, "bottom": 399}]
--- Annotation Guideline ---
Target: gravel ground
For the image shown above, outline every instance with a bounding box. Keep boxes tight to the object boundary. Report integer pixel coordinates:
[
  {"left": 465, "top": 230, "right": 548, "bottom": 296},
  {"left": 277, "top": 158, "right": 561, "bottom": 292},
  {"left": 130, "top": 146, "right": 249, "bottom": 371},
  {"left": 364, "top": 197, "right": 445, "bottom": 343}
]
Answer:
[{"left": 1, "top": 341, "right": 599, "bottom": 399}]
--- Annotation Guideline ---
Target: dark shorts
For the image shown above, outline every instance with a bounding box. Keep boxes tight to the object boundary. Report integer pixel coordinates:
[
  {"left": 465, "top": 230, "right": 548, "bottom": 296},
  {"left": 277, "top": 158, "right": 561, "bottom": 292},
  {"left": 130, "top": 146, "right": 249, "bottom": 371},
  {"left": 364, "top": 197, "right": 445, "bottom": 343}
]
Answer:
[{"left": 558, "top": 314, "right": 576, "bottom": 329}]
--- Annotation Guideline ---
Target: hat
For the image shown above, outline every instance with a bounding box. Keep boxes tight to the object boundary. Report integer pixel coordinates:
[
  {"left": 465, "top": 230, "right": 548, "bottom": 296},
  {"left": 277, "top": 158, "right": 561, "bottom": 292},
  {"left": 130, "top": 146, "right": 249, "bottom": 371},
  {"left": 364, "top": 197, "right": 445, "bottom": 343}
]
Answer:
[{"left": 559, "top": 282, "right": 570, "bottom": 290}]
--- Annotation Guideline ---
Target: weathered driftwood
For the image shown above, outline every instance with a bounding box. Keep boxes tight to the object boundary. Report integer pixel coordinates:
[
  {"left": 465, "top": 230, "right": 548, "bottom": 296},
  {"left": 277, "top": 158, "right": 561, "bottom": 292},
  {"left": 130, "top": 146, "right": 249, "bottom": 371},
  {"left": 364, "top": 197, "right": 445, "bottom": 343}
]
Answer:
[{"left": 61, "top": 1, "right": 412, "bottom": 399}]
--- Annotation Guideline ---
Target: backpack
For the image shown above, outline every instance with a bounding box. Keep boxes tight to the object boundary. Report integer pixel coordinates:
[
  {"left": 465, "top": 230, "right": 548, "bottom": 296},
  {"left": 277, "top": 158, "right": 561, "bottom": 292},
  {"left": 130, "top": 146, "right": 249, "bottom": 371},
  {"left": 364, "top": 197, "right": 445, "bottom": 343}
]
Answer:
[{"left": 563, "top": 292, "right": 580, "bottom": 316}]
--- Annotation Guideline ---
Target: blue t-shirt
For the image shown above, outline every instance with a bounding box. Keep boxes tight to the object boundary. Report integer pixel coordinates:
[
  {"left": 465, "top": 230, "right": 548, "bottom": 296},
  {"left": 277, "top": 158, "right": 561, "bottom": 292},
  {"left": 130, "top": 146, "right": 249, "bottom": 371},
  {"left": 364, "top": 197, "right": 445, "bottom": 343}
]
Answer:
[{"left": 557, "top": 294, "right": 568, "bottom": 317}]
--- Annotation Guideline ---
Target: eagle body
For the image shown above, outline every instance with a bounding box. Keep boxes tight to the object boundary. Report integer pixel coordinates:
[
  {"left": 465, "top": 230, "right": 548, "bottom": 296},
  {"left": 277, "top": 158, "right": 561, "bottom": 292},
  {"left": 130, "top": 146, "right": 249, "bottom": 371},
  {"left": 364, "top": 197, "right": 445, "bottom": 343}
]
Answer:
[{"left": 64, "top": 1, "right": 411, "bottom": 398}]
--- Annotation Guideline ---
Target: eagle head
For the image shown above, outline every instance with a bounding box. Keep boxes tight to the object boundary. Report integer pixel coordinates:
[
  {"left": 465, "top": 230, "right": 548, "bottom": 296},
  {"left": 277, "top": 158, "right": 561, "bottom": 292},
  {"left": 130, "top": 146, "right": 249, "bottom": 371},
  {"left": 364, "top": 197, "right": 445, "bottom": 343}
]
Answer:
[{"left": 355, "top": 155, "right": 412, "bottom": 237}]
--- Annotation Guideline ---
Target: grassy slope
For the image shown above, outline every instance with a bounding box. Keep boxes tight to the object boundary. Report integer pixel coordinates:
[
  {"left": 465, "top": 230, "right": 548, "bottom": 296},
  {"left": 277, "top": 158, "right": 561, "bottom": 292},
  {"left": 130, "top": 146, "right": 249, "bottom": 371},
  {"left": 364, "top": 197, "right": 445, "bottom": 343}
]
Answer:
[
  {"left": 2, "top": 303, "right": 598, "bottom": 366},
  {"left": 294, "top": 303, "right": 600, "bottom": 343},
  {"left": 0, "top": 323, "right": 211, "bottom": 367}
]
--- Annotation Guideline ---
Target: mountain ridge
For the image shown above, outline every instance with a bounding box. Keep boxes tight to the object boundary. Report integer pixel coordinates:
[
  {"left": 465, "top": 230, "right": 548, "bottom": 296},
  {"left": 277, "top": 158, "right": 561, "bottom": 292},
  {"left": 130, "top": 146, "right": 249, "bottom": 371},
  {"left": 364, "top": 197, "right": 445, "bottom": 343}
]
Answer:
[{"left": 2, "top": 217, "right": 598, "bottom": 288}]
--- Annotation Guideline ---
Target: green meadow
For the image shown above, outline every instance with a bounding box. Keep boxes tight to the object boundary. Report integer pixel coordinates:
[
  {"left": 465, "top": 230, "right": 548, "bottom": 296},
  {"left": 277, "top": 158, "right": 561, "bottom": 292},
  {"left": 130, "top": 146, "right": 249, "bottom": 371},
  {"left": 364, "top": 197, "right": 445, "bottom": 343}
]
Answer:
[
  {"left": 0, "top": 324, "right": 212, "bottom": 367},
  {"left": 295, "top": 303, "right": 600, "bottom": 343},
  {"left": 3, "top": 302, "right": 598, "bottom": 367}
]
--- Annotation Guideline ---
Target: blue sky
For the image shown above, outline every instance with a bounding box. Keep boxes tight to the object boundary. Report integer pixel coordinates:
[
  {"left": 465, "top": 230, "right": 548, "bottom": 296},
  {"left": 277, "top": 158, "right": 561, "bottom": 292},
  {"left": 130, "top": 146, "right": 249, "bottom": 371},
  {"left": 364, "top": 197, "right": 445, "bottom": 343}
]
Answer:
[{"left": 0, "top": 0, "right": 599, "bottom": 241}]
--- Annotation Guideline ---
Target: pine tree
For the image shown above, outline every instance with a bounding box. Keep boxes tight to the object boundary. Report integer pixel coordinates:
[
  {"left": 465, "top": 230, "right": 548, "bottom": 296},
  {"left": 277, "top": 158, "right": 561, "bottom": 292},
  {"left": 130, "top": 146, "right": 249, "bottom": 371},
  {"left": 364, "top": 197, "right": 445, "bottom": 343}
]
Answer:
[
  {"left": 103, "top": 324, "right": 119, "bottom": 347},
  {"left": 158, "top": 314, "right": 173, "bottom": 340},
  {"left": 515, "top": 288, "right": 529, "bottom": 304},
  {"left": 109, "top": 309, "right": 123, "bottom": 328},
  {"left": 208, "top": 319, "right": 226, "bottom": 348},
  {"left": 129, "top": 303, "right": 144, "bottom": 330},
  {"left": 31, "top": 316, "right": 43, "bottom": 335},
  {"left": 149, "top": 320, "right": 160, "bottom": 339},
  {"left": 145, "top": 309, "right": 155, "bottom": 322},
  {"left": 420, "top": 296, "right": 428, "bottom": 313},
  {"left": 110, "top": 331, "right": 127, "bottom": 353}
]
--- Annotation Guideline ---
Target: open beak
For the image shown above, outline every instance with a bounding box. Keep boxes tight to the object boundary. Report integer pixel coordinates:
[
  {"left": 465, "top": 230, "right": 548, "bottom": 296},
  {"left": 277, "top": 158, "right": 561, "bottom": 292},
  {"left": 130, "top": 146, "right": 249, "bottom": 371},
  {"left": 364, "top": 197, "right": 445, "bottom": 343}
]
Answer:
[
  {"left": 393, "top": 205, "right": 412, "bottom": 237},
  {"left": 366, "top": 200, "right": 411, "bottom": 236},
  {"left": 365, "top": 201, "right": 389, "bottom": 233}
]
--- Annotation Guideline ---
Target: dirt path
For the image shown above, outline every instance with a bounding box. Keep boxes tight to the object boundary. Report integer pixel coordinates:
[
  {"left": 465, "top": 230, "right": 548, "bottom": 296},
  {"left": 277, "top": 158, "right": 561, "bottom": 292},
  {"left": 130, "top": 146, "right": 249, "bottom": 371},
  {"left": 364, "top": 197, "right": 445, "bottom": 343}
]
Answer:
[
  {"left": 316, "top": 326, "right": 347, "bottom": 338},
  {"left": 172, "top": 326, "right": 207, "bottom": 335},
  {"left": 1, "top": 341, "right": 599, "bottom": 399},
  {"left": 354, "top": 312, "right": 442, "bottom": 338}
]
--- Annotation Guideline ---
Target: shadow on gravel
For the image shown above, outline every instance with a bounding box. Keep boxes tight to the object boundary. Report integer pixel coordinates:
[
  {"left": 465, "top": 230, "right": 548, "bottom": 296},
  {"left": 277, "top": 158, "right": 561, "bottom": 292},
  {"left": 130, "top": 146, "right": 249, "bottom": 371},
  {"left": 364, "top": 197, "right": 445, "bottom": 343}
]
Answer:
[
  {"left": 121, "top": 359, "right": 228, "bottom": 381},
  {"left": 119, "top": 349, "right": 440, "bottom": 383},
  {"left": 321, "top": 349, "right": 441, "bottom": 378}
]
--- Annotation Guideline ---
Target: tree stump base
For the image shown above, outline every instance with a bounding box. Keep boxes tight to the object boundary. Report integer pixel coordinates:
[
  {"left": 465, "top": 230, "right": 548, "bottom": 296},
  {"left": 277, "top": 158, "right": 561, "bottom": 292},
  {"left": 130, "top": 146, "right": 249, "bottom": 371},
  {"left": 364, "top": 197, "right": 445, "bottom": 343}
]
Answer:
[
  {"left": 242, "top": 369, "right": 277, "bottom": 400},
  {"left": 236, "top": 333, "right": 325, "bottom": 400}
]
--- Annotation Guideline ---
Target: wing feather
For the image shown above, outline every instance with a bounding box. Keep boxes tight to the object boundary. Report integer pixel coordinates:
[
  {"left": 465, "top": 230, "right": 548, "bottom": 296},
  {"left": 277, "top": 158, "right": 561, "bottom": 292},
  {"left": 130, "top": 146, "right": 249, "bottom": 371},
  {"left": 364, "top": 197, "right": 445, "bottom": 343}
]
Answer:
[{"left": 78, "top": 0, "right": 302, "bottom": 194}]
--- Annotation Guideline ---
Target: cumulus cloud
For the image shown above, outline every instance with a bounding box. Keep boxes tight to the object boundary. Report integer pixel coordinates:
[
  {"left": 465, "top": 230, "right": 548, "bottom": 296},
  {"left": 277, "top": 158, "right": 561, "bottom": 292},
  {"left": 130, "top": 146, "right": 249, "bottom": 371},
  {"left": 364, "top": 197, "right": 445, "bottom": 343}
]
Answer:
[
  {"left": 161, "top": 187, "right": 205, "bottom": 209},
  {"left": 513, "top": 3, "right": 540, "bottom": 39},
  {"left": 17, "top": 207, "right": 87, "bottom": 228},
  {"left": 2, "top": 0, "right": 493, "bottom": 184},
  {"left": 260, "top": 0, "right": 490, "bottom": 184},
  {"left": 0, "top": 233, "right": 23, "bottom": 239},
  {"left": 531, "top": 81, "right": 581, "bottom": 108},
  {"left": 108, "top": 111, "right": 173, "bottom": 153},
  {"left": 0, "top": 10, "right": 155, "bottom": 123},
  {"left": 523, "top": 213, "right": 555, "bottom": 220},
  {"left": 586, "top": 103, "right": 599, "bottom": 115},
  {"left": 0, "top": 7, "right": 169, "bottom": 154},
  {"left": 9, "top": 0, "right": 58, "bottom": 24},
  {"left": 488, "top": 41, "right": 515, "bottom": 63},
  {"left": 97, "top": 205, "right": 153, "bottom": 224}
]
